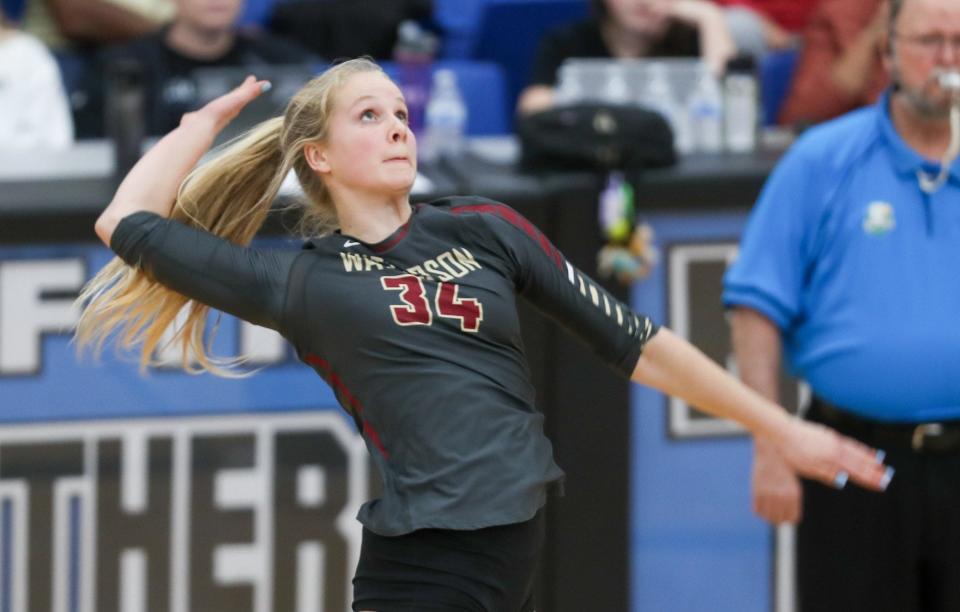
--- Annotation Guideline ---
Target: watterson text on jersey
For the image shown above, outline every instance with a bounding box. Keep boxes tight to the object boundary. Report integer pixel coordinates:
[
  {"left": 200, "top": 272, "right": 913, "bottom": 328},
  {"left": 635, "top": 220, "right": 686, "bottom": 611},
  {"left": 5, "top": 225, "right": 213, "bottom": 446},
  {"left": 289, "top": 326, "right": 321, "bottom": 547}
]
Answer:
[{"left": 339, "top": 248, "right": 482, "bottom": 282}]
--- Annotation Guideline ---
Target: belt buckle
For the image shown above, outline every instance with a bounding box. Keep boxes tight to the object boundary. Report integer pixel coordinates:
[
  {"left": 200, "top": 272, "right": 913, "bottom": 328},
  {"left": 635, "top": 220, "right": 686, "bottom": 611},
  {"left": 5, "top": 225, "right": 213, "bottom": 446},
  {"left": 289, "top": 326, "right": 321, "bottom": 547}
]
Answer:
[{"left": 911, "top": 423, "right": 944, "bottom": 451}]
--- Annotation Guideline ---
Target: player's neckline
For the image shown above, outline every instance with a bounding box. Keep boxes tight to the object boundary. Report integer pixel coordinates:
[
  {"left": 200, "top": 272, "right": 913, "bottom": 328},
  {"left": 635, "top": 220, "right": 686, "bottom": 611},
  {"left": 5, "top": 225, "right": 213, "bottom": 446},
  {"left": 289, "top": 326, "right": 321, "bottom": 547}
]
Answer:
[{"left": 339, "top": 204, "right": 423, "bottom": 254}]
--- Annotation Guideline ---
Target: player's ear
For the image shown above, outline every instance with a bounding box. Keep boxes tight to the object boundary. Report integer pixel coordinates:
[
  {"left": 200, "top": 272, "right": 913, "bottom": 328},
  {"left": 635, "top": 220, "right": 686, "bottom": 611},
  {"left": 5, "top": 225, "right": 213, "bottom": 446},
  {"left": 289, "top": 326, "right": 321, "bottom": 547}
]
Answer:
[{"left": 304, "top": 142, "right": 331, "bottom": 175}]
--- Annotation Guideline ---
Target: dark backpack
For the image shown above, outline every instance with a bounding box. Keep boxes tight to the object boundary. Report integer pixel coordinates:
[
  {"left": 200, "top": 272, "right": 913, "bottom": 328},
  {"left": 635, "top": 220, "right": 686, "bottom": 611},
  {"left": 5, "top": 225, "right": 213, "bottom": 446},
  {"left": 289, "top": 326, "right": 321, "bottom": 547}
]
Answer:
[{"left": 517, "top": 103, "right": 676, "bottom": 172}]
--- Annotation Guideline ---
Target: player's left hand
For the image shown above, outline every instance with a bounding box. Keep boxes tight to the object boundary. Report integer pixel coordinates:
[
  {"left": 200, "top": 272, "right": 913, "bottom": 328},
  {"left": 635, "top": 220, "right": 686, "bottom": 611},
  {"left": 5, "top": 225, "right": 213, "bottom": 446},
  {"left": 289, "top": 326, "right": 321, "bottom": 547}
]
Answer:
[{"left": 774, "top": 419, "right": 893, "bottom": 492}]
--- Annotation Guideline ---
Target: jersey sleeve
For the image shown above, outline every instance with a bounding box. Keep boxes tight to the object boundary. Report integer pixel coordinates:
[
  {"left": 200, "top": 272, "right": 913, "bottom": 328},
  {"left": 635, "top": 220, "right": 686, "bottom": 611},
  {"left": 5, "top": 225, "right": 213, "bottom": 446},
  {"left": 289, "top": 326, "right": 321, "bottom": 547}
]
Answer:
[
  {"left": 472, "top": 201, "right": 658, "bottom": 377},
  {"left": 109, "top": 211, "right": 300, "bottom": 332}
]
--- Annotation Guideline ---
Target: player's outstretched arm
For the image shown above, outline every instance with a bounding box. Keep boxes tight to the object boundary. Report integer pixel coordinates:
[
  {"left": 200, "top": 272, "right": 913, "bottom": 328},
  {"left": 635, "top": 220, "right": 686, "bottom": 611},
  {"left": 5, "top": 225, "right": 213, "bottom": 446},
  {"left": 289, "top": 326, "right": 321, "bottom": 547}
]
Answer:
[
  {"left": 94, "top": 75, "right": 271, "bottom": 247},
  {"left": 632, "top": 327, "right": 893, "bottom": 492}
]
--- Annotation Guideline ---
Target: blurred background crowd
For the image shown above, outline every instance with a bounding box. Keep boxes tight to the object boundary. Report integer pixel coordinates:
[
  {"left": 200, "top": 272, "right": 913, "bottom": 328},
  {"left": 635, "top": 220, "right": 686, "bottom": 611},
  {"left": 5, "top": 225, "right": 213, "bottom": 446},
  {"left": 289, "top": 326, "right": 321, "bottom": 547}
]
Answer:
[{"left": 0, "top": 0, "right": 892, "bottom": 152}]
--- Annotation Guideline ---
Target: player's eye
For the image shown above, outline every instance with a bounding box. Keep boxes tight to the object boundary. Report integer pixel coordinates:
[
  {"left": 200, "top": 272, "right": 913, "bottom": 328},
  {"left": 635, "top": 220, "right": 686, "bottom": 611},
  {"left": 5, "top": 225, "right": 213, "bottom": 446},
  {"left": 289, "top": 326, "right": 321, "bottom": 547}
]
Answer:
[
  {"left": 360, "top": 109, "right": 377, "bottom": 122},
  {"left": 395, "top": 109, "right": 409, "bottom": 123}
]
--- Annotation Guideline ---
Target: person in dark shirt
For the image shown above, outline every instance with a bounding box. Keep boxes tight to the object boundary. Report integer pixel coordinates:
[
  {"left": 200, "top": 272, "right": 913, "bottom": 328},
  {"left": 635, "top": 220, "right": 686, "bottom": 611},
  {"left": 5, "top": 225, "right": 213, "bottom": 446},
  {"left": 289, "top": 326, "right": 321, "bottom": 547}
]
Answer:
[
  {"left": 518, "top": 0, "right": 737, "bottom": 114},
  {"left": 81, "top": 0, "right": 314, "bottom": 137},
  {"left": 76, "top": 58, "right": 892, "bottom": 612},
  {"left": 268, "top": 0, "right": 432, "bottom": 60}
]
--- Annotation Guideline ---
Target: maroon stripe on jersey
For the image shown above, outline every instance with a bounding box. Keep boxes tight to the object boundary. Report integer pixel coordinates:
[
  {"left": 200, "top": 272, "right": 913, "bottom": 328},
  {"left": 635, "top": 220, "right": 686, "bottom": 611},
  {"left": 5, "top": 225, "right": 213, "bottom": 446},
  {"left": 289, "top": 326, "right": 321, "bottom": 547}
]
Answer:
[
  {"left": 362, "top": 422, "right": 388, "bottom": 458},
  {"left": 451, "top": 204, "right": 564, "bottom": 269},
  {"left": 304, "top": 353, "right": 390, "bottom": 458},
  {"left": 369, "top": 216, "right": 414, "bottom": 254}
]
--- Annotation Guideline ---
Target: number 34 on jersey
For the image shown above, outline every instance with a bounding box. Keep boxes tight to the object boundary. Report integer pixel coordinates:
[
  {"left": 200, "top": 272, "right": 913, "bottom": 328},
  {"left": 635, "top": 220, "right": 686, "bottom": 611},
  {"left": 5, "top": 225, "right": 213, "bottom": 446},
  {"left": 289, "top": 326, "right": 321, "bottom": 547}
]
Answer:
[{"left": 381, "top": 275, "right": 483, "bottom": 332}]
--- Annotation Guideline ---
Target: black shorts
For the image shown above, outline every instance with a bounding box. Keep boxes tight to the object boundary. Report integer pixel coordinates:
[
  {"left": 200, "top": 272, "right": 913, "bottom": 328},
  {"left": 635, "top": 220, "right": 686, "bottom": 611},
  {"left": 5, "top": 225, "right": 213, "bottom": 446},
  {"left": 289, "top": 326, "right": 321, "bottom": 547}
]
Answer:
[{"left": 352, "top": 509, "right": 545, "bottom": 612}]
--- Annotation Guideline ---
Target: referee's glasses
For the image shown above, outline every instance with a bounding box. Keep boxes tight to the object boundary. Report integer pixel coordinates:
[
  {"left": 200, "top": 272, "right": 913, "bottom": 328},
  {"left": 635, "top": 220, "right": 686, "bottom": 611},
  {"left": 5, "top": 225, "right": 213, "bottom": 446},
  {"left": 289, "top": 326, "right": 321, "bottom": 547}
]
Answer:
[{"left": 895, "top": 32, "right": 960, "bottom": 57}]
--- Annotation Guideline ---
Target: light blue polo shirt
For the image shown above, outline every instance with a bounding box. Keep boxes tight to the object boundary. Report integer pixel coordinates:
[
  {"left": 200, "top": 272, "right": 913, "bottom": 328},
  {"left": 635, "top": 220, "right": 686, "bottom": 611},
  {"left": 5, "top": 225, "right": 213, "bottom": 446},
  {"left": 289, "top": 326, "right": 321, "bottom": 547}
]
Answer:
[{"left": 723, "top": 91, "right": 960, "bottom": 422}]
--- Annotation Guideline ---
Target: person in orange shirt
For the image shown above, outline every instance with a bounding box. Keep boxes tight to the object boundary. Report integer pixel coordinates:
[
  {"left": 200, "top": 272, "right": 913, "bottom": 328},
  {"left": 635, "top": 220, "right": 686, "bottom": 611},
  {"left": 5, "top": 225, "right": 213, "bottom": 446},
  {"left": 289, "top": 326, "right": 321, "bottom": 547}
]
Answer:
[{"left": 779, "top": 0, "right": 891, "bottom": 126}]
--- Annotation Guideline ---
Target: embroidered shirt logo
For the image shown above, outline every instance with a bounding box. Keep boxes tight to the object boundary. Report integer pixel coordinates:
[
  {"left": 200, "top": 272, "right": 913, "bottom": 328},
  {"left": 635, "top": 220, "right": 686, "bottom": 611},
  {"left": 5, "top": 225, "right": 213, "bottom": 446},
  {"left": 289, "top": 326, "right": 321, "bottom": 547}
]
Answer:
[
  {"left": 863, "top": 201, "right": 896, "bottom": 235},
  {"left": 343, "top": 240, "right": 360, "bottom": 248}
]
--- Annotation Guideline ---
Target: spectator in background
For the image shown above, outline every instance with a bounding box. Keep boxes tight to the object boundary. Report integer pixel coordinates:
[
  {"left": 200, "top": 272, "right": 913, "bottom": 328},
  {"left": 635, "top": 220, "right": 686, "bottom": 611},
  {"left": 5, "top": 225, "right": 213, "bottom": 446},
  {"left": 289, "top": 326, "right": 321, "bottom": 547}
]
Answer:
[
  {"left": 725, "top": 0, "right": 960, "bottom": 609},
  {"left": 517, "top": 0, "right": 737, "bottom": 115},
  {"left": 18, "top": 0, "right": 174, "bottom": 137},
  {"left": 714, "top": 0, "right": 819, "bottom": 58},
  {"left": 779, "top": 0, "right": 890, "bottom": 126},
  {"left": 82, "top": 0, "right": 315, "bottom": 137},
  {"left": 21, "top": 0, "right": 172, "bottom": 51},
  {"left": 268, "top": 0, "right": 432, "bottom": 60},
  {"left": 0, "top": 7, "right": 73, "bottom": 148}
]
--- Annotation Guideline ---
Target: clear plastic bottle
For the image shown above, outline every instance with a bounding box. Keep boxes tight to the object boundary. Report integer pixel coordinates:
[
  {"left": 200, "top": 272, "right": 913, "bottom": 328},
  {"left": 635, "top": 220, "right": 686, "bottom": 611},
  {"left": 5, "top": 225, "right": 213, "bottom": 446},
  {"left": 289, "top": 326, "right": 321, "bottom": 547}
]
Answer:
[
  {"left": 556, "top": 63, "right": 585, "bottom": 105},
  {"left": 723, "top": 56, "right": 759, "bottom": 153},
  {"left": 687, "top": 65, "right": 724, "bottom": 153},
  {"left": 640, "top": 62, "right": 692, "bottom": 154},
  {"left": 422, "top": 69, "right": 467, "bottom": 163},
  {"left": 603, "top": 63, "right": 630, "bottom": 105}
]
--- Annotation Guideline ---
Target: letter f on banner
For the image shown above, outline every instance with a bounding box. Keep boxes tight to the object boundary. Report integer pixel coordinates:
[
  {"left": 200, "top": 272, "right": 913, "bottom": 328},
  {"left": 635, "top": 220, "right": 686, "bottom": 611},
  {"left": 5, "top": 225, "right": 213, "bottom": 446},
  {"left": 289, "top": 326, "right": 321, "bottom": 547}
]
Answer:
[{"left": 0, "top": 259, "right": 84, "bottom": 376}]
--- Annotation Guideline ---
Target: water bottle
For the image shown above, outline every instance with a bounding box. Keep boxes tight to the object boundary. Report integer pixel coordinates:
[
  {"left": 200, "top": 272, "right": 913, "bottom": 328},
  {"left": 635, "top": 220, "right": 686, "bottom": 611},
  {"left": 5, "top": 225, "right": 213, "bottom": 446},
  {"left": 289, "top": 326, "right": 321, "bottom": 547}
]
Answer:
[
  {"left": 687, "top": 65, "right": 724, "bottom": 153},
  {"left": 723, "top": 56, "right": 759, "bottom": 153},
  {"left": 556, "top": 63, "right": 585, "bottom": 105},
  {"left": 640, "top": 62, "right": 692, "bottom": 154},
  {"left": 422, "top": 69, "right": 467, "bottom": 163},
  {"left": 603, "top": 63, "right": 630, "bottom": 105},
  {"left": 393, "top": 20, "right": 437, "bottom": 136}
]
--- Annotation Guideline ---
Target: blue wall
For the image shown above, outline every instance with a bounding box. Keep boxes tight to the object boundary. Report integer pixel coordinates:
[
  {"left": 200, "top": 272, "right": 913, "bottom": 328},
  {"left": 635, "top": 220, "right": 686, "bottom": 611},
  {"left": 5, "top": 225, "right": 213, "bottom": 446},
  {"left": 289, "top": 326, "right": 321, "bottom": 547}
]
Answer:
[{"left": 629, "top": 211, "right": 775, "bottom": 612}]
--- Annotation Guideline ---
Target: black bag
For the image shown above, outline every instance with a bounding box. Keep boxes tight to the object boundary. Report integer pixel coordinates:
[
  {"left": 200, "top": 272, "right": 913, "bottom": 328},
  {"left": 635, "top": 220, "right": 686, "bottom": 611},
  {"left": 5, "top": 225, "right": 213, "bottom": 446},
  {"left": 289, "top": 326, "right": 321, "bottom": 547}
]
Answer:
[{"left": 517, "top": 104, "right": 676, "bottom": 172}]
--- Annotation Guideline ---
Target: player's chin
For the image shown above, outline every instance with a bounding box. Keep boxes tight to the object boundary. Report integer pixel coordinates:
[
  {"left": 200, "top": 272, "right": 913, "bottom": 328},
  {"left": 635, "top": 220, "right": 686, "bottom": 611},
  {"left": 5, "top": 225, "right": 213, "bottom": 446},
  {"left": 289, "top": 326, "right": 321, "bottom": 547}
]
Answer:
[{"left": 380, "top": 167, "right": 417, "bottom": 191}]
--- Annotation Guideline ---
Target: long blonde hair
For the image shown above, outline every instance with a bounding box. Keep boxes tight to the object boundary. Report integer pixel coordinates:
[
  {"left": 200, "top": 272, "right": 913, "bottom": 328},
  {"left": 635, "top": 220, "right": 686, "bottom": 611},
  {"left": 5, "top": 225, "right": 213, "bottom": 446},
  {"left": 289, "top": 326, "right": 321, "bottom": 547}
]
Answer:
[{"left": 75, "top": 58, "right": 386, "bottom": 376}]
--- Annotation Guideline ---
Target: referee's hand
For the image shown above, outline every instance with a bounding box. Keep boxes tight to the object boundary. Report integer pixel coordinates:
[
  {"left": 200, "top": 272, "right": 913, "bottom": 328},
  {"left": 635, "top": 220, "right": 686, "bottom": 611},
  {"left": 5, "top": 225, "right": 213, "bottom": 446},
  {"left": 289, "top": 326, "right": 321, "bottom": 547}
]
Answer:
[
  {"left": 752, "top": 438, "right": 803, "bottom": 524},
  {"left": 776, "top": 419, "right": 893, "bottom": 493}
]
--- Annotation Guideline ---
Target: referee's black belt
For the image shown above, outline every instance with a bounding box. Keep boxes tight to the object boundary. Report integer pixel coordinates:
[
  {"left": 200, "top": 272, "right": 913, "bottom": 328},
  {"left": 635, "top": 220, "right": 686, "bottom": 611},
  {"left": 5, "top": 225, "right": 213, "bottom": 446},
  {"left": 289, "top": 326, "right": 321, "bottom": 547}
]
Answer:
[{"left": 808, "top": 396, "right": 960, "bottom": 454}]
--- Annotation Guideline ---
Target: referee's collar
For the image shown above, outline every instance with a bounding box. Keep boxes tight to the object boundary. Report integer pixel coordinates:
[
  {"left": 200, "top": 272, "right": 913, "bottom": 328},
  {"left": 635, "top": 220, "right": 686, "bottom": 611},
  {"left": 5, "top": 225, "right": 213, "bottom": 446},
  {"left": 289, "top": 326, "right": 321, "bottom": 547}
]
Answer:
[{"left": 878, "top": 89, "right": 960, "bottom": 186}]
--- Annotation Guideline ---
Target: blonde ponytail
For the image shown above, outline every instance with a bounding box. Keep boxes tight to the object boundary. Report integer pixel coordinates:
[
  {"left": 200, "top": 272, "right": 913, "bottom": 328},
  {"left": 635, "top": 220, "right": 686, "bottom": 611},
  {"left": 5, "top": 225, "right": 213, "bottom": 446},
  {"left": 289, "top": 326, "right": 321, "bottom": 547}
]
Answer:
[{"left": 75, "top": 57, "right": 385, "bottom": 376}]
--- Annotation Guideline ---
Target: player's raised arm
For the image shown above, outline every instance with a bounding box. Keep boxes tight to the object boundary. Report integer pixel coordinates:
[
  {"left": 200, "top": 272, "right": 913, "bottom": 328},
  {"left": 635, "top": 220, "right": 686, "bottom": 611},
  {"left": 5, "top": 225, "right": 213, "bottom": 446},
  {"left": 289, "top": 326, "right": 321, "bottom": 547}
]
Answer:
[{"left": 94, "top": 75, "right": 271, "bottom": 246}]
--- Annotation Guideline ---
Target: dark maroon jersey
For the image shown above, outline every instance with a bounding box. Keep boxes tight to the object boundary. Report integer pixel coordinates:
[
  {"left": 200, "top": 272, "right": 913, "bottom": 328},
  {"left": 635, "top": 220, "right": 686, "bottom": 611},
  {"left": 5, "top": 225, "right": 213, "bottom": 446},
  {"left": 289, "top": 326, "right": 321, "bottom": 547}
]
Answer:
[{"left": 111, "top": 196, "right": 658, "bottom": 535}]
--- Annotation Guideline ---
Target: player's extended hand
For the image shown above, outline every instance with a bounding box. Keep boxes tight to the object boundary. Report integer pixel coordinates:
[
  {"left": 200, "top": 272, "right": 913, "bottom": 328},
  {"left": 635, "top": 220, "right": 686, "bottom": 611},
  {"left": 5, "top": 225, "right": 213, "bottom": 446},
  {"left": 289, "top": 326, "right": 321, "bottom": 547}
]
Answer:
[
  {"left": 773, "top": 418, "right": 893, "bottom": 493},
  {"left": 180, "top": 75, "right": 272, "bottom": 133},
  {"left": 752, "top": 438, "right": 803, "bottom": 524}
]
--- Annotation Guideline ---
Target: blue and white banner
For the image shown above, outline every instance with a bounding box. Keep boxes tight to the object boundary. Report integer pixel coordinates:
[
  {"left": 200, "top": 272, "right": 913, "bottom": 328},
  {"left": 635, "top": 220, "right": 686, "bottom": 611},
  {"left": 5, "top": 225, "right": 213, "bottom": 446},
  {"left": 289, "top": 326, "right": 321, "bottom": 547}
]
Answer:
[{"left": 0, "top": 242, "right": 368, "bottom": 612}]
